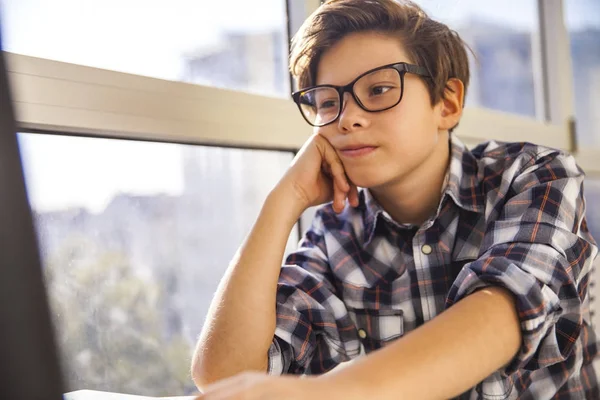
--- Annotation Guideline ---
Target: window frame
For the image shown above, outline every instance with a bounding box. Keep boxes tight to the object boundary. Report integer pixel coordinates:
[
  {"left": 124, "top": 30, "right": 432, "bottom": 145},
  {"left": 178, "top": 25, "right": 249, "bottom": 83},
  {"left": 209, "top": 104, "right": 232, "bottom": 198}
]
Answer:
[{"left": 9, "top": 1, "right": 576, "bottom": 152}]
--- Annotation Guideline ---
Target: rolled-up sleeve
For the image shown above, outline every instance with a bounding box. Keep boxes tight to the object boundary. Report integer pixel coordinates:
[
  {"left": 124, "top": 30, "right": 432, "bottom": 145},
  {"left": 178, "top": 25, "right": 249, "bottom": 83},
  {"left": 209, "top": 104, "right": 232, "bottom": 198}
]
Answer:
[
  {"left": 446, "top": 150, "right": 598, "bottom": 376},
  {"left": 267, "top": 208, "right": 359, "bottom": 375}
]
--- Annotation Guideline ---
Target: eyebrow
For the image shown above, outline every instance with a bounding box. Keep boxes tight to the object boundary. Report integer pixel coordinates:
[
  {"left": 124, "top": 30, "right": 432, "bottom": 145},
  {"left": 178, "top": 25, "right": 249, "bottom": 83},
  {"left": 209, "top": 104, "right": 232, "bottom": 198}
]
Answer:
[{"left": 316, "top": 61, "right": 408, "bottom": 86}]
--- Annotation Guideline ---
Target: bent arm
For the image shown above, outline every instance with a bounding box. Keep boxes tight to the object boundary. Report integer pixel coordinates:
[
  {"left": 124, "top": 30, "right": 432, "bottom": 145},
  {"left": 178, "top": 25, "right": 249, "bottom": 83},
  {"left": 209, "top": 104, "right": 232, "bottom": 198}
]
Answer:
[
  {"left": 191, "top": 190, "right": 303, "bottom": 389},
  {"left": 323, "top": 286, "right": 521, "bottom": 399}
]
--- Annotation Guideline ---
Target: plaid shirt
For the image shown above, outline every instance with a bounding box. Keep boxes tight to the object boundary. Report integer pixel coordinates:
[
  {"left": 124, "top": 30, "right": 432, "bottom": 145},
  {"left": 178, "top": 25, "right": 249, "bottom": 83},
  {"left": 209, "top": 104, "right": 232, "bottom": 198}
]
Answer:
[{"left": 267, "top": 135, "right": 599, "bottom": 399}]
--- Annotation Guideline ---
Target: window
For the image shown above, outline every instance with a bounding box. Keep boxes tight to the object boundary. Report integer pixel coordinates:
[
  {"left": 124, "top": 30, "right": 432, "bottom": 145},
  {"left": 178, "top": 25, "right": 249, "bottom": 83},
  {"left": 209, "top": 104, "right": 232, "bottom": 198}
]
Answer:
[
  {"left": 564, "top": 0, "right": 600, "bottom": 147},
  {"left": 584, "top": 178, "right": 600, "bottom": 344},
  {"left": 586, "top": 179, "right": 600, "bottom": 250},
  {"left": 19, "top": 132, "right": 297, "bottom": 396},
  {"left": 415, "top": 0, "right": 542, "bottom": 118},
  {"left": 584, "top": 178, "right": 600, "bottom": 380},
  {"left": 567, "top": 3, "right": 600, "bottom": 375},
  {"left": 1, "top": 0, "right": 289, "bottom": 97}
]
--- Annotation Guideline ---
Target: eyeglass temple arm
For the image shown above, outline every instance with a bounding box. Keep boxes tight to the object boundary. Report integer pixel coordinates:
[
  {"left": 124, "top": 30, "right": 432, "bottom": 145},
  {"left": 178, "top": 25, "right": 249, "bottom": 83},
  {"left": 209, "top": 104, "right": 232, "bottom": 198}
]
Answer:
[{"left": 404, "top": 64, "right": 430, "bottom": 77}]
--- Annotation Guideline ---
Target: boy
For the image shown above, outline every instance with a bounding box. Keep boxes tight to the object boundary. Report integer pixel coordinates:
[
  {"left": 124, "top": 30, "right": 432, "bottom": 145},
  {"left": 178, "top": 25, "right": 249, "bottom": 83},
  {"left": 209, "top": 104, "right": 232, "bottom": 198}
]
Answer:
[{"left": 191, "top": 1, "right": 599, "bottom": 398}]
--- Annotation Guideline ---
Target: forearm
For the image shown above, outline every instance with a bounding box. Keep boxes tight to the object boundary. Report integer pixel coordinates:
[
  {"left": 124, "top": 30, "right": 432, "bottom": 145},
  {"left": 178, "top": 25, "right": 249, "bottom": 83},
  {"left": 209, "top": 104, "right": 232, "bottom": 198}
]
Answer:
[
  {"left": 192, "top": 189, "right": 303, "bottom": 388},
  {"left": 324, "top": 287, "right": 521, "bottom": 399}
]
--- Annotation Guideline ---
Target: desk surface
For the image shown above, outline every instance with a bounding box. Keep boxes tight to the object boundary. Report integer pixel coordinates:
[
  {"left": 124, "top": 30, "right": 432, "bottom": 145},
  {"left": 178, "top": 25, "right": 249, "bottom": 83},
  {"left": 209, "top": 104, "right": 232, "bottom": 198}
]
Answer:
[{"left": 65, "top": 389, "right": 200, "bottom": 399}]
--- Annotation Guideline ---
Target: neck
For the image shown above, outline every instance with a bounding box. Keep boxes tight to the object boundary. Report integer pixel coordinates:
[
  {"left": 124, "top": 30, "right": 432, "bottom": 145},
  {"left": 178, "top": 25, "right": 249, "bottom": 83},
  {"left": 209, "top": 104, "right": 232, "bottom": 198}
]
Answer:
[{"left": 370, "top": 132, "right": 451, "bottom": 226}]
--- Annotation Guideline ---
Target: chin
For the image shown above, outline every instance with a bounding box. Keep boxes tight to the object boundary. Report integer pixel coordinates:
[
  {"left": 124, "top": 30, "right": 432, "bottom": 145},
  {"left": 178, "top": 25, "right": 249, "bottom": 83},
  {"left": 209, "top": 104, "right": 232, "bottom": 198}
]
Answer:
[
  {"left": 346, "top": 170, "right": 389, "bottom": 190},
  {"left": 347, "top": 164, "right": 407, "bottom": 191}
]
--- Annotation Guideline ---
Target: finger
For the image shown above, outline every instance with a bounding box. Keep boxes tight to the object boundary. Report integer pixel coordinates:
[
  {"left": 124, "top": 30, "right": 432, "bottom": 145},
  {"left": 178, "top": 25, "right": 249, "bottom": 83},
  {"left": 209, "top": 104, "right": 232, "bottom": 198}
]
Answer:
[
  {"left": 330, "top": 160, "right": 349, "bottom": 193},
  {"left": 348, "top": 183, "right": 360, "bottom": 207},
  {"left": 321, "top": 161, "right": 332, "bottom": 177},
  {"left": 318, "top": 137, "right": 349, "bottom": 193},
  {"left": 200, "top": 376, "right": 276, "bottom": 400},
  {"left": 197, "top": 373, "right": 254, "bottom": 399},
  {"left": 333, "top": 184, "right": 347, "bottom": 214},
  {"left": 322, "top": 161, "right": 348, "bottom": 196},
  {"left": 322, "top": 159, "right": 348, "bottom": 195},
  {"left": 320, "top": 165, "right": 346, "bottom": 212}
]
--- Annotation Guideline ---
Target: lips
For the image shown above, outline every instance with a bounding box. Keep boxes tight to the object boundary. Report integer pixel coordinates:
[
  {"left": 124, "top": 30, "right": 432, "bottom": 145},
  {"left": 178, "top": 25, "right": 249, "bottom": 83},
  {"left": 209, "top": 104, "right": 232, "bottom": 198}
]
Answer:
[{"left": 339, "top": 145, "right": 378, "bottom": 158}]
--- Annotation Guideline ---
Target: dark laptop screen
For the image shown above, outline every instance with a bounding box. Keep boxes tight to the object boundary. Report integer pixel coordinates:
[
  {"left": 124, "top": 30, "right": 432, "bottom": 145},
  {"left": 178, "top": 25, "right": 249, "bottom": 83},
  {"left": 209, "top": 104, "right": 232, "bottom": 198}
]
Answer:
[{"left": 0, "top": 38, "right": 65, "bottom": 399}]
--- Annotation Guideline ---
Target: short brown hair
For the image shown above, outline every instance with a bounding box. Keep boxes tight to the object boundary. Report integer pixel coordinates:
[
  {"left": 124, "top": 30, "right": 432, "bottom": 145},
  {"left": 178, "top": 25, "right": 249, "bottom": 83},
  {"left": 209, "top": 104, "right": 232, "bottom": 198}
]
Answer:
[{"left": 290, "top": 0, "right": 471, "bottom": 107}]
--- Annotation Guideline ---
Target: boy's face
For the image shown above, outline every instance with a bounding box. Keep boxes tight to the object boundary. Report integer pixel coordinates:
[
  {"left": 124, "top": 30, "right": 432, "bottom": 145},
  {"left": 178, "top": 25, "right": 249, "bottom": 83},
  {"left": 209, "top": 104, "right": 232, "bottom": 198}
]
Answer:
[{"left": 315, "top": 31, "right": 456, "bottom": 190}]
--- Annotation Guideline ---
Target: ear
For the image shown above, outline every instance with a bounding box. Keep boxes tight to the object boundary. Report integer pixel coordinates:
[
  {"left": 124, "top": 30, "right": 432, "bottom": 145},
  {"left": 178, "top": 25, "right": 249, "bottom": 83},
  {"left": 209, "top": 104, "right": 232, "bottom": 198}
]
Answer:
[{"left": 438, "top": 78, "right": 464, "bottom": 131}]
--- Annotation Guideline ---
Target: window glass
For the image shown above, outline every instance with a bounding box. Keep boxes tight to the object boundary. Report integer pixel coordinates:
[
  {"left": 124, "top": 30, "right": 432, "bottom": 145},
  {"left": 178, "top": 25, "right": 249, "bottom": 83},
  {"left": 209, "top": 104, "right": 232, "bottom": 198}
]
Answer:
[
  {"left": 415, "top": 0, "right": 541, "bottom": 118},
  {"left": 584, "top": 178, "right": 600, "bottom": 340},
  {"left": 565, "top": 0, "right": 600, "bottom": 147},
  {"left": 18, "top": 133, "right": 297, "bottom": 396},
  {"left": 586, "top": 179, "right": 600, "bottom": 245},
  {"left": 1, "top": 0, "right": 289, "bottom": 97}
]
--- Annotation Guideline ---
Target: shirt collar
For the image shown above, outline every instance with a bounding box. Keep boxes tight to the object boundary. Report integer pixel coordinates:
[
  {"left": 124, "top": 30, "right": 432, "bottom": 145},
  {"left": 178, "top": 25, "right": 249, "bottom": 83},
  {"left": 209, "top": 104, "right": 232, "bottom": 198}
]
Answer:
[
  {"left": 359, "top": 134, "right": 485, "bottom": 245},
  {"left": 444, "top": 135, "right": 486, "bottom": 214}
]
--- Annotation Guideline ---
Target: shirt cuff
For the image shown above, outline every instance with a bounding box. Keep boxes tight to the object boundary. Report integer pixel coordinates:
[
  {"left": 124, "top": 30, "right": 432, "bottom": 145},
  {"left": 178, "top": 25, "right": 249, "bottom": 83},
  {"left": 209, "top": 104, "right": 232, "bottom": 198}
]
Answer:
[
  {"left": 267, "top": 336, "right": 287, "bottom": 375},
  {"left": 447, "top": 259, "right": 580, "bottom": 376}
]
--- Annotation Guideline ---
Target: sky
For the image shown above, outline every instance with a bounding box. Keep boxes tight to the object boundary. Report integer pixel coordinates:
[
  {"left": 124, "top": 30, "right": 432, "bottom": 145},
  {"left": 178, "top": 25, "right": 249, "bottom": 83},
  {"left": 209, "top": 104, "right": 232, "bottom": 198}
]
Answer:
[
  {"left": 17, "top": 133, "right": 186, "bottom": 213},
  {"left": 2, "top": 0, "right": 598, "bottom": 212}
]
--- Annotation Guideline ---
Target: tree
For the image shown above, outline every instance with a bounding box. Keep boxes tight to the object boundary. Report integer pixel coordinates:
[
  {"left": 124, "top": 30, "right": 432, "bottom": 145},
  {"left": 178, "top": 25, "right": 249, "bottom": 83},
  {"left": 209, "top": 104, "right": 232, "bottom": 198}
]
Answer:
[{"left": 43, "top": 236, "right": 196, "bottom": 396}]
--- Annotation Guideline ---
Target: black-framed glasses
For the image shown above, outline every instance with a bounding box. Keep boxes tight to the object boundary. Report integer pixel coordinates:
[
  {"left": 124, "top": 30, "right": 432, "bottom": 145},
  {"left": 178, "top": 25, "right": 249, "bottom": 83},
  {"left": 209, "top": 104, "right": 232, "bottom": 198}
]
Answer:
[{"left": 291, "top": 62, "right": 430, "bottom": 127}]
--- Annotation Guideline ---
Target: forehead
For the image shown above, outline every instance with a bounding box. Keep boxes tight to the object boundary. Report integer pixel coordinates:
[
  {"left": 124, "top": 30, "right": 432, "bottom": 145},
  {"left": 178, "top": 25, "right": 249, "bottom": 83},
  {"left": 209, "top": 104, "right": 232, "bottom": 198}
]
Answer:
[{"left": 316, "top": 31, "right": 412, "bottom": 86}]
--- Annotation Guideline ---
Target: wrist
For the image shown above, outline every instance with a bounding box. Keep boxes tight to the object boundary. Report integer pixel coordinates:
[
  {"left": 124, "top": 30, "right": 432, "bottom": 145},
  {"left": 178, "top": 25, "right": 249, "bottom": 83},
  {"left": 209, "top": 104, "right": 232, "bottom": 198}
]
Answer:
[{"left": 267, "top": 183, "right": 308, "bottom": 221}]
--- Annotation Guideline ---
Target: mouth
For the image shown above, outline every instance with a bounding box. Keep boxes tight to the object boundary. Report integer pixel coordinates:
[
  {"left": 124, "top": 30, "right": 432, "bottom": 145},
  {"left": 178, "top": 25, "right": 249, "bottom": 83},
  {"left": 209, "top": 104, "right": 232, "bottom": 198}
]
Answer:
[{"left": 339, "top": 146, "right": 378, "bottom": 158}]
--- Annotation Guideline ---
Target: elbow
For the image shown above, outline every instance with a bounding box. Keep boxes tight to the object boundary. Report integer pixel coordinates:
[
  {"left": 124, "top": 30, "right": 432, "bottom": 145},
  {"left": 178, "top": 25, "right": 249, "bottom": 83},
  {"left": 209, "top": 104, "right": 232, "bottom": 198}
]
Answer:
[
  {"left": 190, "top": 350, "right": 210, "bottom": 390},
  {"left": 191, "top": 346, "right": 271, "bottom": 390},
  {"left": 191, "top": 346, "right": 223, "bottom": 390}
]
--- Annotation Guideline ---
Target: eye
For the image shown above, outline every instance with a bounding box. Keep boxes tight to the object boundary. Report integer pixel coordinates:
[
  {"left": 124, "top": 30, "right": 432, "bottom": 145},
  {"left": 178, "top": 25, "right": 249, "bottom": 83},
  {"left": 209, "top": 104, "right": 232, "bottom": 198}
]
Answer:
[
  {"left": 318, "top": 99, "right": 338, "bottom": 109},
  {"left": 370, "top": 86, "right": 393, "bottom": 96}
]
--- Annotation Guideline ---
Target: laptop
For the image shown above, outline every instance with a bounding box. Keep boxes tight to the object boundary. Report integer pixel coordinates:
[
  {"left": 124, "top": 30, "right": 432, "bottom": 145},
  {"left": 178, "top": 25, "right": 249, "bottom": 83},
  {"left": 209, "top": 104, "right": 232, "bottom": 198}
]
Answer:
[{"left": 0, "top": 44, "right": 66, "bottom": 399}]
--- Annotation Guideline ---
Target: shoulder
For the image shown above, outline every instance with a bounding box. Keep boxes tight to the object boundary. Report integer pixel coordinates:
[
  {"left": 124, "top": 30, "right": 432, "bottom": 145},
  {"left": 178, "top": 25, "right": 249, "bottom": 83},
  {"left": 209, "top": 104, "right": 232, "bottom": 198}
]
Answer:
[{"left": 469, "top": 140, "right": 582, "bottom": 182}]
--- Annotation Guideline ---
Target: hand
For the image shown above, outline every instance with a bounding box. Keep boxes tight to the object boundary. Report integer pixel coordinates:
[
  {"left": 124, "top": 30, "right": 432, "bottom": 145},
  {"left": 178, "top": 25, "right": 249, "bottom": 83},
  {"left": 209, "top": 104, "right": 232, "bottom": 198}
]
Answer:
[
  {"left": 195, "top": 371, "right": 341, "bottom": 400},
  {"left": 275, "top": 133, "right": 360, "bottom": 215}
]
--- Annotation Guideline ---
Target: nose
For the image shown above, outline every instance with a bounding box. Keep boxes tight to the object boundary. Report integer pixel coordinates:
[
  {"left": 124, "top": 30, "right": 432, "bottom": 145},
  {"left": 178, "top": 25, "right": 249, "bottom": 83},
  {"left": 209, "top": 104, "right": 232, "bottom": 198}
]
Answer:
[{"left": 337, "top": 92, "right": 369, "bottom": 133}]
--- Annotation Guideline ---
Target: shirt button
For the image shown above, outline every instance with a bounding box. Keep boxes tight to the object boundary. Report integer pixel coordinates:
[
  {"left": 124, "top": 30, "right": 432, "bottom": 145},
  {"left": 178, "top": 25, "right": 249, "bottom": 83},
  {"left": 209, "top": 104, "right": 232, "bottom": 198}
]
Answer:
[
  {"left": 421, "top": 244, "right": 433, "bottom": 255},
  {"left": 358, "top": 329, "right": 367, "bottom": 339}
]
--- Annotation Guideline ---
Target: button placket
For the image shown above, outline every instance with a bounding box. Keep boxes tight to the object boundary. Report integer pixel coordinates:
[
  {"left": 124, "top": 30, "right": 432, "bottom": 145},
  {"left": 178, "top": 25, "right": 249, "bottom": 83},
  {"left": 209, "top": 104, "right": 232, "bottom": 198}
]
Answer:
[{"left": 413, "top": 232, "right": 436, "bottom": 322}]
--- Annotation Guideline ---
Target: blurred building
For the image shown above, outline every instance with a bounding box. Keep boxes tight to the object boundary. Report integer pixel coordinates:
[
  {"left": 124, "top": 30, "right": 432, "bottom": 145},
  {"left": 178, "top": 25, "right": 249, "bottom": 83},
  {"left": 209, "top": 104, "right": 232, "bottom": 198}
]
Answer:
[
  {"left": 458, "top": 19, "right": 537, "bottom": 117},
  {"left": 570, "top": 28, "right": 600, "bottom": 147},
  {"left": 182, "top": 30, "right": 288, "bottom": 97}
]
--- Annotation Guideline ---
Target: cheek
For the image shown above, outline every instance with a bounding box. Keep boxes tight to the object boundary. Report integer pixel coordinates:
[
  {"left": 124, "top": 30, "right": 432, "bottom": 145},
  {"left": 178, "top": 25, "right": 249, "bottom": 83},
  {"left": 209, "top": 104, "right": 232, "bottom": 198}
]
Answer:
[
  {"left": 389, "top": 101, "right": 438, "bottom": 138},
  {"left": 377, "top": 113, "right": 439, "bottom": 165},
  {"left": 393, "top": 83, "right": 438, "bottom": 127},
  {"left": 377, "top": 107, "right": 422, "bottom": 141}
]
